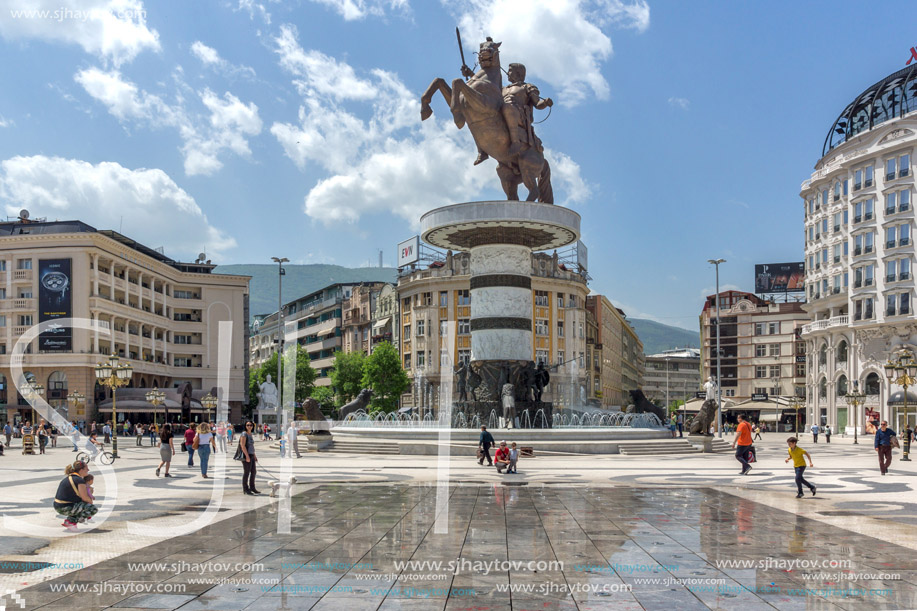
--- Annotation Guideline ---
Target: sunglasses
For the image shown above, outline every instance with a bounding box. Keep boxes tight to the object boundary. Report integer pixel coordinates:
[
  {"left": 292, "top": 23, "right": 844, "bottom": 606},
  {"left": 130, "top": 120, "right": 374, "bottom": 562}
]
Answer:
[{"left": 246, "top": 424, "right": 253, "bottom": 427}]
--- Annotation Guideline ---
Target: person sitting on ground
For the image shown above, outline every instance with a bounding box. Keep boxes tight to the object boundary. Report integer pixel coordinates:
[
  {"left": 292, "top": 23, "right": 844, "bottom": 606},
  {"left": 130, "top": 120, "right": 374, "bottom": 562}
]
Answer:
[
  {"left": 495, "top": 441, "right": 511, "bottom": 474},
  {"left": 54, "top": 460, "right": 98, "bottom": 530},
  {"left": 508, "top": 442, "right": 519, "bottom": 474}
]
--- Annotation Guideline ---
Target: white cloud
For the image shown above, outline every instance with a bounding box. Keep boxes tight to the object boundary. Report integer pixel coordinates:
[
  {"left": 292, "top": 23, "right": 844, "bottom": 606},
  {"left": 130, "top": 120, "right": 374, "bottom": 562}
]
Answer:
[
  {"left": 271, "top": 24, "right": 589, "bottom": 225},
  {"left": 235, "top": 0, "right": 271, "bottom": 25},
  {"left": 448, "top": 0, "right": 649, "bottom": 106},
  {"left": 74, "top": 68, "right": 262, "bottom": 176},
  {"left": 668, "top": 96, "right": 689, "bottom": 110},
  {"left": 0, "top": 0, "right": 159, "bottom": 66},
  {"left": 274, "top": 25, "right": 375, "bottom": 101},
  {"left": 191, "top": 41, "right": 256, "bottom": 78},
  {"left": 0, "top": 114, "right": 11, "bottom": 128},
  {"left": 0, "top": 155, "right": 235, "bottom": 259},
  {"left": 309, "top": 0, "right": 409, "bottom": 21}
]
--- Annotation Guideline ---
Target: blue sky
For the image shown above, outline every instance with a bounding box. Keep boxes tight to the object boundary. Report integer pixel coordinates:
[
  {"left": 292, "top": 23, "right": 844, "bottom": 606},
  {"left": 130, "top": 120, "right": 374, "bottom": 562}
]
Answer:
[{"left": 0, "top": 0, "right": 915, "bottom": 332}]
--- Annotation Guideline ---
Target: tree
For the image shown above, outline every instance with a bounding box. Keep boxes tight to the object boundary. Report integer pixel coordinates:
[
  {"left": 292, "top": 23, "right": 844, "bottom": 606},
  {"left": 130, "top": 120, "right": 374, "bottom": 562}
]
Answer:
[
  {"left": 329, "top": 350, "right": 366, "bottom": 404},
  {"left": 361, "top": 341, "right": 410, "bottom": 413},
  {"left": 248, "top": 345, "right": 317, "bottom": 407},
  {"left": 310, "top": 386, "right": 336, "bottom": 417}
]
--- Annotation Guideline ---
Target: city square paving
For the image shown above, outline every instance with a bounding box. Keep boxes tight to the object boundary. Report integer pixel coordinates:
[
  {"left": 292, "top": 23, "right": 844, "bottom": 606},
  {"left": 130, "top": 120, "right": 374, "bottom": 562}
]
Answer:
[{"left": 1, "top": 434, "right": 917, "bottom": 610}]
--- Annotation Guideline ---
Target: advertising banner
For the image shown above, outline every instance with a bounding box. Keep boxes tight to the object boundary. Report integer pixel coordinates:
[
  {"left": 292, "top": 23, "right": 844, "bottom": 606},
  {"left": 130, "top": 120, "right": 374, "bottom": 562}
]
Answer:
[
  {"left": 754, "top": 262, "right": 805, "bottom": 293},
  {"left": 38, "top": 258, "right": 72, "bottom": 351},
  {"left": 576, "top": 240, "right": 588, "bottom": 272},
  {"left": 751, "top": 392, "right": 769, "bottom": 402},
  {"left": 397, "top": 236, "right": 420, "bottom": 267}
]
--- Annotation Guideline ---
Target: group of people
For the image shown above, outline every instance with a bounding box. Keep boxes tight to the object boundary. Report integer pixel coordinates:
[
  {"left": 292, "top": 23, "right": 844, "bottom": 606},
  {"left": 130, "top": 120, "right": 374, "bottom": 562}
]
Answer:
[
  {"left": 477, "top": 426, "right": 520, "bottom": 474},
  {"left": 809, "top": 423, "right": 834, "bottom": 443},
  {"left": 667, "top": 414, "right": 684, "bottom": 438},
  {"left": 155, "top": 421, "right": 236, "bottom": 478}
]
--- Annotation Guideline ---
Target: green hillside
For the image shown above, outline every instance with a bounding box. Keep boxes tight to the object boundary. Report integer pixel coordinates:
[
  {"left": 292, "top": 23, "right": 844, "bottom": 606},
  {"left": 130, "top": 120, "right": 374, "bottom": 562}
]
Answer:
[
  {"left": 213, "top": 264, "right": 397, "bottom": 318},
  {"left": 629, "top": 319, "right": 699, "bottom": 355}
]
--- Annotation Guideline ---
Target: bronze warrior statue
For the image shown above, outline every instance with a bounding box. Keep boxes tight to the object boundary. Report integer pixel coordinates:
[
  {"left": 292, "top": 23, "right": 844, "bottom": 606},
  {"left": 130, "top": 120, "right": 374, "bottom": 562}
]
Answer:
[{"left": 421, "top": 36, "right": 554, "bottom": 204}]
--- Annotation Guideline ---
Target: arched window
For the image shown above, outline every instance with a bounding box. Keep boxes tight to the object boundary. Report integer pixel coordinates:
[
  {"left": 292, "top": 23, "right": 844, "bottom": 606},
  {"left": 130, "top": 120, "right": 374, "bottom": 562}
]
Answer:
[
  {"left": 48, "top": 371, "right": 68, "bottom": 391},
  {"left": 819, "top": 378, "right": 828, "bottom": 399},
  {"left": 836, "top": 375, "right": 848, "bottom": 397},
  {"left": 865, "top": 372, "right": 881, "bottom": 395},
  {"left": 837, "top": 341, "right": 848, "bottom": 364},
  {"left": 819, "top": 343, "right": 828, "bottom": 366}
]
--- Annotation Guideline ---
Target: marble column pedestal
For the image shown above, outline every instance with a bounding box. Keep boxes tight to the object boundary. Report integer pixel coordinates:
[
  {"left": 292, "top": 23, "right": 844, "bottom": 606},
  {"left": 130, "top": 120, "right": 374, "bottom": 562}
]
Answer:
[{"left": 421, "top": 201, "right": 580, "bottom": 425}]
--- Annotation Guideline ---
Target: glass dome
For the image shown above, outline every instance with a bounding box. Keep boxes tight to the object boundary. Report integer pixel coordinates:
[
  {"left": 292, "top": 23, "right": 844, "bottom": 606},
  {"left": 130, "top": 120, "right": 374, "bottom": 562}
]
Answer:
[{"left": 823, "top": 65, "right": 917, "bottom": 157}]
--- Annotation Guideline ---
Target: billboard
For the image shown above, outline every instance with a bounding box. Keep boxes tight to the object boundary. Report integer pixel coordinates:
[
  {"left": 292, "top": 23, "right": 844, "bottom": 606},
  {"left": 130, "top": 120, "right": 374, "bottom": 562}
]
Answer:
[
  {"left": 755, "top": 262, "right": 805, "bottom": 293},
  {"left": 397, "top": 236, "right": 420, "bottom": 267},
  {"left": 38, "top": 258, "right": 72, "bottom": 351},
  {"left": 576, "top": 240, "right": 588, "bottom": 272}
]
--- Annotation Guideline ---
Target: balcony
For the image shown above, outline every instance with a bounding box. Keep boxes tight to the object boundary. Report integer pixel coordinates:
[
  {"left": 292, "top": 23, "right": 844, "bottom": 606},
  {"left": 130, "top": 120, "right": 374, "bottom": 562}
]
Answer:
[
  {"left": 801, "top": 315, "right": 849, "bottom": 335},
  {"left": 0, "top": 298, "right": 35, "bottom": 310},
  {"left": 12, "top": 270, "right": 32, "bottom": 282}
]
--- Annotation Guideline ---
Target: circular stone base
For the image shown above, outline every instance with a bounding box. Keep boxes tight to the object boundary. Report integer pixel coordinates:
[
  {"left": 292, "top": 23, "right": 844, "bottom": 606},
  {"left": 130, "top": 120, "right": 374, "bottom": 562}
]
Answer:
[{"left": 420, "top": 201, "right": 580, "bottom": 251}]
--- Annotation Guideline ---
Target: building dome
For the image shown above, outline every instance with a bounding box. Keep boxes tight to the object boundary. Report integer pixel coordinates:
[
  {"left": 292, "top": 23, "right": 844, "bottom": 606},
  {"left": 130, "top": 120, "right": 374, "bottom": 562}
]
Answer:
[{"left": 823, "top": 65, "right": 917, "bottom": 157}]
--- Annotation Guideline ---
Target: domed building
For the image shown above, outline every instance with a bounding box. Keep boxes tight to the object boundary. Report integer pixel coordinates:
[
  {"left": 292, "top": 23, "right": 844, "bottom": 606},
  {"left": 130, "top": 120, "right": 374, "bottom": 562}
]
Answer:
[{"left": 801, "top": 65, "right": 917, "bottom": 434}]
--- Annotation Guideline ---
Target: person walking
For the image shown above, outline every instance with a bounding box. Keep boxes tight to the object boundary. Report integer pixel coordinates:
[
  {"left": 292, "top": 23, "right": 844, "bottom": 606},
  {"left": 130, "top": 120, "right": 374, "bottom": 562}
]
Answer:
[
  {"left": 785, "top": 437, "right": 816, "bottom": 498},
  {"left": 286, "top": 422, "right": 302, "bottom": 458},
  {"left": 478, "top": 425, "right": 494, "bottom": 466},
  {"left": 676, "top": 413, "right": 684, "bottom": 438},
  {"left": 184, "top": 423, "right": 196, "bottom": 467},
  {"left": 810, "top": 423, "right": 819, "bottom": 443},
  {"left": 226, "top": 423, "right": 234, "bottom": 445},
  {"left": 240, "top": 421, "right": 260, "bottom": 495},
  {"left": 825, "top": 424, "right": 832, "bottom": 443},
  {"left": 53, "top": 460, "right": 98, "bottom": 530},
  {"left": 136, "top": 424, "right": 145, "bottom": 446},
  {"left": 156, "top": 423, "right": 174, "bottom": 477},
  {"left": 37, "top": 421, "right": 48, "bottom": 455},
  {"left": 215, "top": 422, "right": 227, "bottom": 454},
  {"left": 875, "top": 420, "right": 897, "bottom": 475},
  {"left": 731, "top": 414, "right": 754, "bottom": 475},
  {"left": 193, "top": 423, "right": 216, "bottom": 478},
  {"left": 3, "top": 422, "right": 11, "bottom": 447},
  {"left": 753, "top": 423, "right": 762, "bottom": 441}
]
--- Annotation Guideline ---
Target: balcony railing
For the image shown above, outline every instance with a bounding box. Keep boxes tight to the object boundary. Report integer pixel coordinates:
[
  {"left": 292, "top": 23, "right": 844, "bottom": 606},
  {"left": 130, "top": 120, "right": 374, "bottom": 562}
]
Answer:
[{"left": 801, "top": 315, "right": 849, "bottom": 335}]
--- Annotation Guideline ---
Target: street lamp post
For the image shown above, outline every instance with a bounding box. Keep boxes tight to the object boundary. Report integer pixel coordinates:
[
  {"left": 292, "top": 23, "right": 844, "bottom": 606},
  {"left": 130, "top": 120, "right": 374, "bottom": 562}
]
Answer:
[
  {"left": 95, "top": 355, "right": 133, "bottom": 458},
  {"left": 201, "top": 393, "right": 218, "bottom": 423},
  {"left": 271, "top": 257, "right": 289, "bottom": 426},
  {"left": 22, "top": 381, "right": 44, "bottom": 426},
  {"left": 793, "top": 395, "right": 801, "bottom": 434},
  {"left": 708, "top": 258, "right": 726, "bottom": 438},
  {"left": 772, "top": 376, "right": 780, "bottom": 433},
  {"left": 885, "top": 348, "right": 917, "bottom": 461},
  {"left": 665, "top": 356, "right": 670, "bottom": 416},
  {"left": 145, "top": 388, "right": 165, "bottom": 429},
  {"left": 67, "top": 391, "right": 85, "bottom": 429},
  {"left": 843, "top": 381, "right": 865, "bottom": 445}
]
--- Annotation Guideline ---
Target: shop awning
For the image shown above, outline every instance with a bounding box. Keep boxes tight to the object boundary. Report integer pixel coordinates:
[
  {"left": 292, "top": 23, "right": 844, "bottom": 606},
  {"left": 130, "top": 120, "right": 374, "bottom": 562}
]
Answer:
[{"left": 373, "top": 316, "right": 391, "bottom": 330}]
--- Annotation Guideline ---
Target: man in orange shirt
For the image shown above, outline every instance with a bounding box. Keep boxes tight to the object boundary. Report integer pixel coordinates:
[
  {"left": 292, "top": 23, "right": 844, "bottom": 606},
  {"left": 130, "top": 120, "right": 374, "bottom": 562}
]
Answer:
[{"left": 731, "top": 414, "right": 754, "bottom": 475}]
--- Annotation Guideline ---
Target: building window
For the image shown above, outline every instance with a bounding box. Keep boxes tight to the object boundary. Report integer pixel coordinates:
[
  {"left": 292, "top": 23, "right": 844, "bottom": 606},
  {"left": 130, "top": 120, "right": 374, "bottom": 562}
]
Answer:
[
  {"left": 557, "top": 351, "right": 564, "bottom": 365},
  {"left": 755, "top": 366, "right": 767, "bottom": 378},
  {"left": 887, "top": 157, "right": 897, "bottom": 181},
  {"left": 18, "top": 315, "right": 32, "bottom": 326},
  {"left": 796, "top": 363, "right": 806, "bottom": 377},
  {"left": 887, "top": 293, "right": 897, "bottom": 317},
  {"left": 416, "top": 319, "right": 425, "bottom": 336},
  {"left": 902, "top": 258, "right": 911, "bottom": 280},
  {"left": 457, "top": 290, "right": 470, "bottom": 306},
  {"left": 458, "top": 319, "right": 470, "bottom": 335},
  {"left": 403, "top": 324, "right": 411, "bottom": 338},
  {"left": 754, "top": 387, "right": 768, "bottom": 395},
  {"left": 535, "top": 319, "right": 549, "bottom": 336},
  {"left": 865, "top": 165, "right": 874, "bottom": 187},
  {"left": 534, "top": 290, "right": 549, "bottom": 306},
  {"left": 458, "top": 349, "right": 470, "bottom": 365},
  {"left": 888, "top": 260, "right": 897, "bottom": 282},
  {"left": 0, "top": 261, "right": 5, "bottom": 271},
  {"left": 754, "top": 322, "right": 766, "bottom": 336},
  {"left": 724, "top": 389, "right": 735, "bottom": 397},
  {"left": 902, "top": 292, "right": 911, "bottom": 314},
  {"left": 404, "top": 353, "right": 411, "bottom": 369},
  {"left": 770, "top": 365, "right": 780, "bottom": 378},
  {"left": 535, "top": 350, "right": 548, "bottom": 365},
  {"left": 568, "top": 295, "right": 577, "bottom": 308},
  {"left": 557, "top": 321, "right": 564, "bottom": 337},
  {"left": 16, "top": 259, "right": 31, "bottom": 270},
  {"left": 439, "top": 291, "right": 448, "bottom": 307},
  {"left": 417, "top": 351, "right": 426, "bottom": 368},
  {"left": 439, "top": 320, "right": 448, "bottom": 337},
  {"left": 755, "top": 344, "right": 766, "bottom": 357},
  {"left": 557, "top": 293, "right": 565, "bottom": 308},
  {"left": 422, "top": 292, "right": 433, "bottom": 306},
  {"left": 769, "top": 344, "right": 780, "bottom": 357},
  {"left": 768, "top": 322, "right": 779, "bottom": 335}
]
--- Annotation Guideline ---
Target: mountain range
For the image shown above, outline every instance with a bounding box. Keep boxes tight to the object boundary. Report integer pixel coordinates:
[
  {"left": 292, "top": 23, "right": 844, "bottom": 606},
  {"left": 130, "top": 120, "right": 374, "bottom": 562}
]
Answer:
[{"left": 213, "top": 264, "right": 699, "bottom": 353}]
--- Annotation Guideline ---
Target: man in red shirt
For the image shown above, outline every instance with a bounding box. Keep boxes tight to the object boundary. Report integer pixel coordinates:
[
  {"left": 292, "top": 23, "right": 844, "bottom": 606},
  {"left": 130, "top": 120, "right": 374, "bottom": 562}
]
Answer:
[
  {"left": 184, "top": 423, "right": 197, "bottom": 467},
  {"left": 494, "top": 441, "right": 511, "bottom": 474},
  {"left": 731, "top": 414, "right": 754, "bottom": 475}
]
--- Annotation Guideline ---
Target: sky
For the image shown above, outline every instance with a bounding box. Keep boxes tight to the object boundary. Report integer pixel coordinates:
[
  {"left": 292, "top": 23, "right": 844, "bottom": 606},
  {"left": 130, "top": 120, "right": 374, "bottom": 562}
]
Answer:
[{"left": 0, "top": 0, "right": 915, "bottom": 332}]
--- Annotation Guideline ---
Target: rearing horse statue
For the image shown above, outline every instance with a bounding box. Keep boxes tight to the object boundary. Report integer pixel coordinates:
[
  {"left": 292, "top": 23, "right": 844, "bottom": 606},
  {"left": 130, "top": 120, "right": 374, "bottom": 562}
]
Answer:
[{"left": 420, "top": 38, "right": 553, "bottom": 204}]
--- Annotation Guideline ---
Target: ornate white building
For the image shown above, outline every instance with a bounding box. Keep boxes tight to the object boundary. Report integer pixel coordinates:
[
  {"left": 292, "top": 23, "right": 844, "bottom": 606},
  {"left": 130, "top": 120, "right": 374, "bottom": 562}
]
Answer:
[{"left": 801, "top": 65, "right": 917, "bottom": 433}]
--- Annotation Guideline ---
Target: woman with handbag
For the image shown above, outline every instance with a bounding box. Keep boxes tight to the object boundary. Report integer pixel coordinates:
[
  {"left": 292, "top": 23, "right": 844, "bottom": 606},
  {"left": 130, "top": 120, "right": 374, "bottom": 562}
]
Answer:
[
  {"left": 238, "top": 421, "right": 260, "bottom": 495},
  {"left": 194, "top": 423, "right": 217, "bottom": 478},
  {"left": 156, "top": 424, "right": 174, "bottom": 477}
]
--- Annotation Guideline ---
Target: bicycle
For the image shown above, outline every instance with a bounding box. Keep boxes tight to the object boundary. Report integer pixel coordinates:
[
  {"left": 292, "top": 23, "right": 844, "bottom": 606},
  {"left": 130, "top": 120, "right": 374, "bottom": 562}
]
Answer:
[{"left": 76, "top": 447, "right": 116, "bottom": 465}]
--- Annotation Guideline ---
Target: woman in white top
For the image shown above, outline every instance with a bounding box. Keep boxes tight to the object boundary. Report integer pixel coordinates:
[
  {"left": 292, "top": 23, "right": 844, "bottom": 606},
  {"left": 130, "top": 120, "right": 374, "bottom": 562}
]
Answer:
[{"left": 194, "top": 423, "right": 217, "bottom": 478}]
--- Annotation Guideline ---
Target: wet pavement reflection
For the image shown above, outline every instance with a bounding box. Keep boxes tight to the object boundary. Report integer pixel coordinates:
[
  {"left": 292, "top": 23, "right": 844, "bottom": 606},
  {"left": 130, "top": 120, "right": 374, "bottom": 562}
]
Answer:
[{"left": 17, "top": 484, "right": 917, "bottom": 610}]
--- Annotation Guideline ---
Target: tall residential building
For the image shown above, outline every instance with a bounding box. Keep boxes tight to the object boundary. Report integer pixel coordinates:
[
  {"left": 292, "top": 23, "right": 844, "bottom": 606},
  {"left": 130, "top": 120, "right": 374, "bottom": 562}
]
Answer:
[
  {"left": 0, "top": 218, "right": 250, "bottom": 426},
  {"left": 801, "top": 64, "right": 917, "bottom": 431},
  {"left": 342, "top": 282, "right": 392, "bottom": 354},
  {"left": 585, "top": 295, "right": 645, "bottom": 408},
  {"left": 700, "top": 290, "right": 807, "bottom": 404},
  {"left": 397, "top": 251, "right": 591, "bottom": 410},
  {"left": 644, "top": 348, "right": 701, "bottom": 407}
]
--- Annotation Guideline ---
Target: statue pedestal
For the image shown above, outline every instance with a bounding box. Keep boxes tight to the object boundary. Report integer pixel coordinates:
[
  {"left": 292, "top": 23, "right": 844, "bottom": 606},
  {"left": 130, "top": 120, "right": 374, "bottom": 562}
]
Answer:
[
  {"left": 421, "top": 201, "right": 579, "bottom": 423},
  {"left": 687, "top": 433, "right": 715, "bottom": 453}
]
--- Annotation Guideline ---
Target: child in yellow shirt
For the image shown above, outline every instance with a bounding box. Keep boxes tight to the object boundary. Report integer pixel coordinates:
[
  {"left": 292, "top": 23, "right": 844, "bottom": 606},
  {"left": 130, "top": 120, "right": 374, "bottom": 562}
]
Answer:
[{"left": 785, "top": 437, "right": 815, "bottom": 498}]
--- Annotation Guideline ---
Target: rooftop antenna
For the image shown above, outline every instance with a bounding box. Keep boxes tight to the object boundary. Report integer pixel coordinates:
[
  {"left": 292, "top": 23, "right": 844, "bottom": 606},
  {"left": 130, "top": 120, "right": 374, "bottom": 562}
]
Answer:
[{"left": 378, "top": 249, "right": 383, "bottom": 268}]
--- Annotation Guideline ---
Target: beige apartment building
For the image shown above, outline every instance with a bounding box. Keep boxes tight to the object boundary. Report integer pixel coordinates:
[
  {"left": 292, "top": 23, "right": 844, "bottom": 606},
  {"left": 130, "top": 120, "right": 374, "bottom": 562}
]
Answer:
[
  {"left": 342, "top": 282, "right": 394, "bottom": 355},
  {"left": 397, "top": 252, "right": 592, "bottom": 410},
  {"left": 0, "top": 218, "right": 250, "bottom": 425},
  {"left": 643, "top": 348, "right": 701, "bottom": 407},
  {"left": 585, "top": 295, "right": 645, "bottom": 408},
  {"left": 700, "top": 290, "right": 808, "bottom": 407}
]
